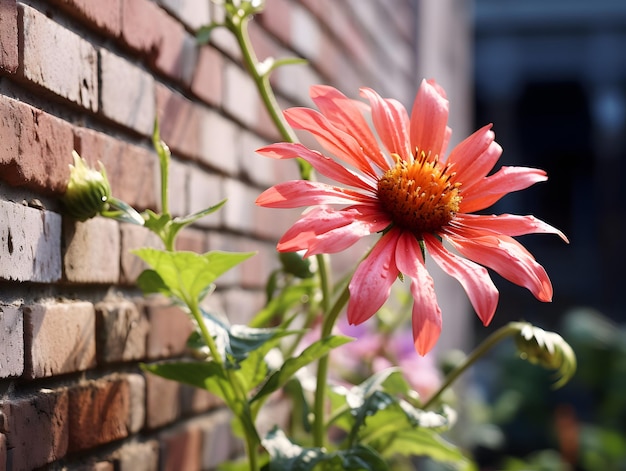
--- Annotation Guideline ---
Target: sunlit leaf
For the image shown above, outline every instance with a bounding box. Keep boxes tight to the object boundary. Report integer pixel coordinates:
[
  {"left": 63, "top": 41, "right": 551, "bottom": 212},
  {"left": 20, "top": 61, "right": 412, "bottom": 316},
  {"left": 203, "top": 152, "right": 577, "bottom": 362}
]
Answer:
[{"left": 251, "top": 335, "right": 353, "bottom": 403}]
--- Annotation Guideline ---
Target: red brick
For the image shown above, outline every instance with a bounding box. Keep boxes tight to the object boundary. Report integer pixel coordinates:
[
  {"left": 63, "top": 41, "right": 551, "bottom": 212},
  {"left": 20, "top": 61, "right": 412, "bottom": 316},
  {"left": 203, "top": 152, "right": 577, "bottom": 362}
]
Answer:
[
  {"left": 259, "top": 0, "right": 292, "bottom": 45},
  {"left": 157, "top": 0, "right": 211, "bottom": 31},
  {"left": 99, "top": 49, "right": 155, "bottom": 136},
  {"left": 191, "top": 45, "right": 223, "bottom": 106},
  {"left": 110, "top": 440, "right": 159, "bottom": 471},
  {"left": 18, "top": 4, "right": 98, "bottom": 111},
  {"left": 159, "top": 425, "right": 202, "bottom": 471},
  {"left": 0, "top": 433, "right": 5, "bottom": 471},
  {"left": 23, "top": 301, "right": 96, "bottom": 378},
  {"left": 221, "top": 288, "right": 264, "bottom": 326},
  {"left": 127, "top": 373, "right": 146, "bottom": 433},
  {"left": 187, "top": 170, "right": 223, "bottom": 229},
  {"left": 198, "top": 409, "right": 242, "bottom": 469},
  {"left": 0, "top": 95, "right": 74, "bottom": 194},
  {"left": 119, "top": 224, "right": 164, "bottom": 285},
  {"left": 95, "top": 299, "right": 149, "bottom": 364},
  {"left": 143, "top": 301, "right": 194, "bottom": 360},
  {"left": 63, "top": 217, "right": 121, "bottom": 284},
  {"left": 120, "top": 0, "right": 161, "bottom": 54},
  {"left": 0, "top": 305, "right": 23, "bottom": 378},
  {"left": 67, "top": 376, "right": 131, "bottom": 452},
  {"left": 0, "top": 0, "right": 18, "bottom": 73},
  {"left": 0, "top": 200, "right": 62, "bottom": 283},
  {"left": 74, "top": 127, "right": 159, "bottom": 211},
  {"left": 1, "top": 389, "right": 69, "bottom": 471},
  {"left": 144, "top": 373, "right": 181, "bottom": 429},
  {"left": 174, "top": 228, "right": 208, "bottom": 253},
  {"left": 165, "top": 157, "right": 189, "bottom": 217},
  {"left": 47, "top": 0, "right": 122, "bottom": 37},
  {"left": 223, "top": 62, "right": 260, "bottom": 130}
]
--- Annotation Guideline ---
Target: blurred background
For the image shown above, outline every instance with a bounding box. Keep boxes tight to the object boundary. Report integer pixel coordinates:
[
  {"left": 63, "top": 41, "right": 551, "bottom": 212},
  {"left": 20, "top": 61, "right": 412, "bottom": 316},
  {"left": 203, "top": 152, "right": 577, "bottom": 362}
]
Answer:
[{"left": 456, "top": 0, "right": 626, "bottom": 469}]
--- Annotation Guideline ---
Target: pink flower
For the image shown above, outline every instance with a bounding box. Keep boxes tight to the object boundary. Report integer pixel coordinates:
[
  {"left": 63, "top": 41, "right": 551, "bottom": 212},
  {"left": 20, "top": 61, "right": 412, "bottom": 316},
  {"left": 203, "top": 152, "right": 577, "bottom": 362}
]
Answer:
[{"left": 256, "top": 80, "right": 567, "bottom": 355}]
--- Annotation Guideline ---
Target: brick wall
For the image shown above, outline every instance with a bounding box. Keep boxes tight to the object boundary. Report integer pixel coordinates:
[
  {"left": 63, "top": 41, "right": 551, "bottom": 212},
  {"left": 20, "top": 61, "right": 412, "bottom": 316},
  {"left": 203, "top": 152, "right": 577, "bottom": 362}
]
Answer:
[{"left": 0, "top": 0, "right": 421, "bottom": 469}]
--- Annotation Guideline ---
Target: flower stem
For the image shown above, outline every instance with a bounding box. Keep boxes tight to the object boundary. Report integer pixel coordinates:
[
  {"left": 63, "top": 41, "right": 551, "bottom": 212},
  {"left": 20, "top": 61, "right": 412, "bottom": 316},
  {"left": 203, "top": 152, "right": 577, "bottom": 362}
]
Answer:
[{"left": 422, "top": 323, "right": 519, "bottom": 410}]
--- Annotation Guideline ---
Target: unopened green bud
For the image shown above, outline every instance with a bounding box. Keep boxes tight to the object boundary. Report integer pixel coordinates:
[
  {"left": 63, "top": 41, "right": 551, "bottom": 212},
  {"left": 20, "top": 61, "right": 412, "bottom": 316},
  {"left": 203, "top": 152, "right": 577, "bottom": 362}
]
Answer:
[
  {"left": 513, "top": 322, "right": 577, "bottom": 389},
  {"left": 62, "top": 151, "right": 112, "bottom": 221}
]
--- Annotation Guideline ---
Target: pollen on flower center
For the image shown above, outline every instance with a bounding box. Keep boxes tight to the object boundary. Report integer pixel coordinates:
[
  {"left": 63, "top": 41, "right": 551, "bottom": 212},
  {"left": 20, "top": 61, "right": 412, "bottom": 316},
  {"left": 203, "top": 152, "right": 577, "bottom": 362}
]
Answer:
[{"left": 377, "top": 153, "right": 461, "bottom": 235}]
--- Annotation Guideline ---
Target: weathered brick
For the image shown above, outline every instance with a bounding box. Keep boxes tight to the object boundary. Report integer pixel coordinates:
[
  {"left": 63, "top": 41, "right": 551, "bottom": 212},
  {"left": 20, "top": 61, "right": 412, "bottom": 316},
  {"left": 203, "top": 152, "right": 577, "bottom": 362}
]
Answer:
[
  {"left": 67, "top": 376, "right": 131, "bottom": 452},
  {"left": 156, "top": 84, "right": 203, "bottom": 160},
  {"left": 166, "top": 158, "right": 189, "bottom": 217},
  {"left": 0, "top": 201, "right": 62, "bottom": 283},
  {"left": 199, "top": 109, "right": 240, "bottom": 175},
  {"left": 198, "top": 409, "right": 242, "bottom": 470},
  {"left": 74, "top": 127, "right": 159, "bottom": 211},
  {"left": 47, "top": 0, "right": 123, "bottom": 37},
  {"left": 119, "top": 223, "right": 164, "bottom": 285},
  {"left": 159, "top": 425, "right": 202, "bottom": 471},
  {"left": 63, "top": 217, "right": 121, "bottom": 283},
  {"left": 19, "top": 4, "right": 98, "bottom": 111},
  {"left": 191, "top": 45, "right": 223, "bottom": 106},
  {"left": 127, "top": 373, "right": 146, "bottom": 434},
  {"left": 143, "top": 301, "right": 193, "bottom": 360},
  {"left": 144, "top": 372, "right": 181, "bottom": 429},
  {"left": 99, "top": 49, "right": 155, "bottom": 136},
  {"left": 0, "top": 305, "right": 23, "bottom": 378},
  {"left": 0, "top": 433, "right": 5, "bottom": 471},
  {"left": 221, "top": 288, "right": 264, "bottom": 326},
  {"left": 187, "top": 170, "right": 223, "bottom": 229},
  {"left": 174, "top": 227, "right": 208, "bottom": 253},
  {"left": 95, "top": 299, "right": 149, "bottom": 364},
  {"left": 1, "top": 389, "right": 69, "bottom": 471},
  {"left": 223, "top": 62, "right": 260, "bottom": 130},
  {"left": 110, "top": 440, "right": 159, "bottom": 471},
  {"left": 157, "top": 0, "right": 211, "bottom": 31},
  {"left": 258, "top": 0, "right": 292, "bottom": 45},
  {"left": 0, "top": 95, "right": 74, "bottom": 194},
  {"left": 23, "top": 301, "right": 96, "bottom": 378},
  {"left": 120, "top": 0, "right": 161, "bottom": 53},
  {"left": 0, "top": 0, "right": 18, "bottom": 73}
]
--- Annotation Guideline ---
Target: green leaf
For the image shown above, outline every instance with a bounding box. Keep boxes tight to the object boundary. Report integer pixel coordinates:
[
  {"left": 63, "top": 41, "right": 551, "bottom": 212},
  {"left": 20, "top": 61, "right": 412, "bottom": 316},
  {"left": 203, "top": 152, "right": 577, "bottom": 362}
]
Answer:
[
  {"left": 142, "top": 209, "right": 172, "bottom": 234},
  {"left": 262, "top": 428, "right": 388, "bottom": 471},
  {"left": 142, "top": 360, "right": 234, "bottom": 404},
  {"left": 135, "top": 269, "right": 171, "bottom": 296},
  {"left": 251, "top": 335, "right": 353, "bottom": 403},
  {"left": 251, "top": 279, "right": 317, "bottom": 328},
  {"left": 133, "top": 249, "right": 255, "bottom": 305}
]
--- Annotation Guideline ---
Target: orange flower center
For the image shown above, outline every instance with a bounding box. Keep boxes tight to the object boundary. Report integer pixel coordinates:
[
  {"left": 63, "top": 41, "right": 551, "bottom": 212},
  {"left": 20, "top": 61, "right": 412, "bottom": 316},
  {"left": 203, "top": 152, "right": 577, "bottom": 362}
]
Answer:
[{"left": 377, "top": 153, "right": 461, "bottom": 236}]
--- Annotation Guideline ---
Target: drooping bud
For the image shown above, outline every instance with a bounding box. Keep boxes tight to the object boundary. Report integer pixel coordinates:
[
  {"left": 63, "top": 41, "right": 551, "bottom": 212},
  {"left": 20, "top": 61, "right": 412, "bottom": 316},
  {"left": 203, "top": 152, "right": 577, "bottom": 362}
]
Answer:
[
  {"left": 62, "top": 151, "right": 112, "bottom": 221},
  {"left": 512, "top": 322, "right": 577, "bottom": 389}
]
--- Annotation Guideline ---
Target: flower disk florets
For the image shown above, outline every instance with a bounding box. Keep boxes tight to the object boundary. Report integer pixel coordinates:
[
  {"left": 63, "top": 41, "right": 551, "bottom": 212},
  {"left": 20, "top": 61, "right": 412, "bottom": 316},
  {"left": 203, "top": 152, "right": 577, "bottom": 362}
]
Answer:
[{"left": 377, "top": 152, "right": 461, "bottom": 236}]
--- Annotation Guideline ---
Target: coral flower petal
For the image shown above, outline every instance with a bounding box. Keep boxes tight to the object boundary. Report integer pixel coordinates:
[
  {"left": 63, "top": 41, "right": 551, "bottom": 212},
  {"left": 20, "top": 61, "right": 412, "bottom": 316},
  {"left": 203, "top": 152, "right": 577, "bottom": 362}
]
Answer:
[
  {"left": 360, "top": 87, "right": 412, "bottom": 161},
  {"left": 410, "top": 79, "right": 450, "bottom": 158},
  {"left": 446, "top": 230, "right": 553, "bottom": 302},
  {"left": 453, "top": 213, "right": 569, "bottom": 243},
  {"left": 424, "top": 234, "right": 498, "bottom": 326},
  {"left": 446, "top": 125, "right": 501, "bottom": 185},
  {"left": 284, "top": 107, "right": 375, "bottom": 176},
  {"left": 460, "top": 166, "right": 548, "bottom": 213},
  {"left": 347, "top": 229, "right": 401, "bottom": 326},
  {"left": 278, "top": 206, "right": 390, "bottom": 256},
  {"left": 256, "top": 180, "right": 373, "bottom": 208},
  {"left": 394, "top": 232, "right": 442, "bottom": 355},
  {"left": 257, "top": 143, "right": 376, "bottom": 191},
  {"left": 310, "top": 85, "right": 388, "bottom": 171}
]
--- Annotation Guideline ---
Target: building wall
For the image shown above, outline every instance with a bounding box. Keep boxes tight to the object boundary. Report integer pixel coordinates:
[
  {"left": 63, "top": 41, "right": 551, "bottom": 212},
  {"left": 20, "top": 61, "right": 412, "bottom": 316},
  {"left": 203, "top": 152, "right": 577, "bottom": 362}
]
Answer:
[{"left": 0, "top": 0, "right": 470, "bottom": 469}]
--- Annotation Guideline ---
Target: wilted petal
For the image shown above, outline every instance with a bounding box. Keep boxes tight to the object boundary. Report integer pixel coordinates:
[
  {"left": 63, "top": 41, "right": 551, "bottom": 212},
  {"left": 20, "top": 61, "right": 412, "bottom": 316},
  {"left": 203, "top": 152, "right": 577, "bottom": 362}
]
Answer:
[
  {"left": 395, "top": 232, "right": 442, "bottom": 355},
  {"left": 347, "top": 228, "right": 401, "bottom": 325},
  {"left": 424, "top": 234, "right": 498, "bottom": 326},
  {"left": 410, "top": 79, "right": 450, "bottom": 159}
]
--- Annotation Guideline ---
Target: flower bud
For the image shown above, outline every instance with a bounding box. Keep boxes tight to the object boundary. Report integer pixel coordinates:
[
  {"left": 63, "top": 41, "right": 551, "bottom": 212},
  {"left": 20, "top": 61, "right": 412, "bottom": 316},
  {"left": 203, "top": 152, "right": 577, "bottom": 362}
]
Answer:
[
  {"left": 62, "top": 151, "right": 112, "bottom": 221},
  {"left": 512, "top": 322, "right": 577, "bottom": 389}
]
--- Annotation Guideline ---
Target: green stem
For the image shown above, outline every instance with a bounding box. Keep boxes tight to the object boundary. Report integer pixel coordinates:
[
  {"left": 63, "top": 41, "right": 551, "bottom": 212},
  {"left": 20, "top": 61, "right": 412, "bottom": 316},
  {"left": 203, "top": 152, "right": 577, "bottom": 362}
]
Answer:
[
  {"left": 422, "top": 323, "right": 519, "bottom": 410},
  {"left": 313, "top": 278, "right": 351, "bottom": 447}
]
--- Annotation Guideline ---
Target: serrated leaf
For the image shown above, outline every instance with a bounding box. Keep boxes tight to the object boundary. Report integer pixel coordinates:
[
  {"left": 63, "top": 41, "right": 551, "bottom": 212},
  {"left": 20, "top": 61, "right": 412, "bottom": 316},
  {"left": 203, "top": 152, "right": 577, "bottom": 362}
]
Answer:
[
  {"left": 133, "top": 249, "right": 255, "bottom": 305},
  {"left": 262, "top": 428, "right": 388, "bottom": 471},
  {"left": 251, "top": 335, "right": 353, "bottom": 403}
]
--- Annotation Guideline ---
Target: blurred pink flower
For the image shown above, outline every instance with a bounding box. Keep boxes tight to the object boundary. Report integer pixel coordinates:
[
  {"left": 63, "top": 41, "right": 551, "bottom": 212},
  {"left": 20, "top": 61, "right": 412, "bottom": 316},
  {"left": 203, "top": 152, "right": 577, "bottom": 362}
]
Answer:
[{"left": 256, "top": 80, "right": 567, "bottom": 355}]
